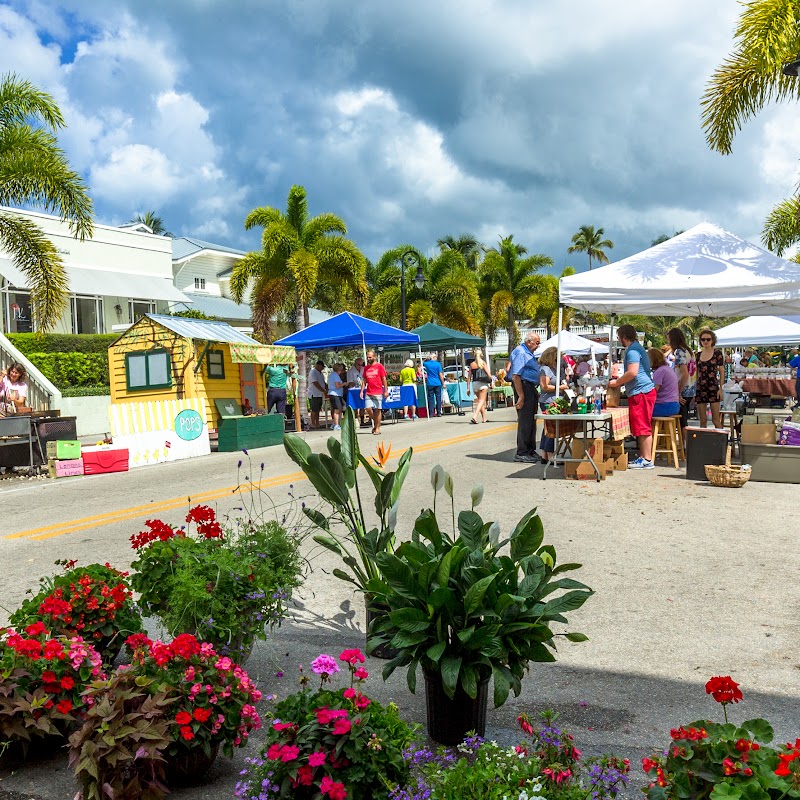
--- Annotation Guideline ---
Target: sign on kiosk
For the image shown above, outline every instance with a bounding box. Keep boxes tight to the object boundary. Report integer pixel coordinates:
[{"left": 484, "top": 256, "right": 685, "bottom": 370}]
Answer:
[{"left": 108, "top": 398, "right": 211, "bottom": 468}]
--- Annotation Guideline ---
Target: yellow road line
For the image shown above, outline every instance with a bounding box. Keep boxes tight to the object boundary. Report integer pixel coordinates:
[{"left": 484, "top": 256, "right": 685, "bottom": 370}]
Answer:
[{"left": 9, "top": 422, "right": 516, "bottom": 542}]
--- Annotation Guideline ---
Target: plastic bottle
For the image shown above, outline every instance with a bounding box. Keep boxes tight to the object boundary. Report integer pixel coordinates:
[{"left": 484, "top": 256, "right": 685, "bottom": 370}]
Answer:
[{"left": 593, "top": 385, "right": 603, "bottom": 413}]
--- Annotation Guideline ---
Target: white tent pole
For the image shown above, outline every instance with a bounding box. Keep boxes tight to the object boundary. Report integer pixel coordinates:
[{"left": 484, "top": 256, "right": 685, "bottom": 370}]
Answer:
[
  {"left": 418, "top": 344, "right": 430, "bottom": 421},
  {"left": 609, "top": 313, "right": 616, "bottom": 372},
  {"left": 555, "top": 306, "right": 564, "bottom": 399}
]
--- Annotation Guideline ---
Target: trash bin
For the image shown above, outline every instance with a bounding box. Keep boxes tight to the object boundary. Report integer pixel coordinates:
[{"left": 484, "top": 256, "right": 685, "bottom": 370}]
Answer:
[{"left": 685, "top": 426, "right": 729, "bottom": 481}]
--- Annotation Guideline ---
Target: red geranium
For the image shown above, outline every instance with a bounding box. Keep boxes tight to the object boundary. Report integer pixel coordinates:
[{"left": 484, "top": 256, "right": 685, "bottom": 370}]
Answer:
[
  {"left": 705, "top": 676, "right": 743, "bottom": 705},
  {"left": 175, "top": 710, "right": 192, "bottom": 725},
  {"left": 193, "top": 707, "right": 212, "bottom": 722}
]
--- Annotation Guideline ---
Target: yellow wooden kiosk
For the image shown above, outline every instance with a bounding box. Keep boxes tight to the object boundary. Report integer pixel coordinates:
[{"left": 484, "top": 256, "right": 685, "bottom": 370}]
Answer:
[{"left": 109, "top": 314, "right": 296, "bottom": 451}]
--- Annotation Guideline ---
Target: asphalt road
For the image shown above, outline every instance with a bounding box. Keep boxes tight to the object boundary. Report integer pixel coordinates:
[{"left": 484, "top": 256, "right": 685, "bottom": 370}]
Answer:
[{"left": 2, "top": 407, "right": 798, "bottom": 799}]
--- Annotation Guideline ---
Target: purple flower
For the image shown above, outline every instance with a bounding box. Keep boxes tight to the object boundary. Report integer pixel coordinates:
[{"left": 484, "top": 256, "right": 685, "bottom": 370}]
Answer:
[
  {"left": 242, "top": 448, "right": 249, "bottom": 455},
  {"left": 310, "top": 653, "right": 340, "bottom": 676}
]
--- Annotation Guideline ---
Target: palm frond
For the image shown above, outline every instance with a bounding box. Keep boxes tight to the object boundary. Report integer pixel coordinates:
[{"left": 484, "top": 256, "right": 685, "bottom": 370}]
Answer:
[
  {"left": 0, "top": 72, "right": 64, "bottom": 130},
  {"left": 229, "top": 251, "right": 271, "bottom": 303},
  {"left": 286, "top": 249, "right": 319, "bottom": 306},
  {"left": 250, "top": 274, "right": 290, "bottom": 340},
  {"left": 407, "top": 299, "right": 433, "bottom": 329},
  {"left": 303, "top": 212, "right": 348, "bottom": 246},
  {"left": 244, "top": 206, "right": 283, "bottom": 231},
  {"left": 285, "top": 185, "right": 309, "bottom": 233},
  {"left": 762, "top": 194, "right": 800, "bottom": 254}
]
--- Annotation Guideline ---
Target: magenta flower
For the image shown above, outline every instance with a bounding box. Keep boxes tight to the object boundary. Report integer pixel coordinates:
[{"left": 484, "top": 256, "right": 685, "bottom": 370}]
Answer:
[{"left": 310, "top": 654, "right": 340, "bottom": 676}]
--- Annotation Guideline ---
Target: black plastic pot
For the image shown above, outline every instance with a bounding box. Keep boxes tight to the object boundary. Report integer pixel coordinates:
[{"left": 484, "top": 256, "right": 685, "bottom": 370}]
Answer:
[
  {"left": 424, "top": 670, "right": 489, "bottom": 745},
  {"left": 364, "top": 598, "right": 400, "bottom": 661}
]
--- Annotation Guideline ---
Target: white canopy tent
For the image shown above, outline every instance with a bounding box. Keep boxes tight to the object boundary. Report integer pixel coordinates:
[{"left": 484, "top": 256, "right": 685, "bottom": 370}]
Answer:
[
  {"left": 533, "top": 330, "right": 609, "bottom": 356},
  {"left": 554, "top": 223, "right": 800, "bottom": 396},
  {"left": 713, "top": 315, "right": 800, "bottom": 347}
]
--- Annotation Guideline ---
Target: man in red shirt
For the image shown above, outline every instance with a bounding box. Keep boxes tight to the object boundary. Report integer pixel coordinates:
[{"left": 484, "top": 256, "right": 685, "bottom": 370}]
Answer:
[{"left": 360, "top": 350, "right": 388, "bottom": 435}]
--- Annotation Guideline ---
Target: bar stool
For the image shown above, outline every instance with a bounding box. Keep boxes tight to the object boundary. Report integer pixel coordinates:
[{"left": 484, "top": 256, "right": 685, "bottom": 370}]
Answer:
[
  {"left": 671, "top": 415, "right": 686, "bottom": 461},
  {"left": 651, "top": 416, "right": 680, "bottom": 468}
]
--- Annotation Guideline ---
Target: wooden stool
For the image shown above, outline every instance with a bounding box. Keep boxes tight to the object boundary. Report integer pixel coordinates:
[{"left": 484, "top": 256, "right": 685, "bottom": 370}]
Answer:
[
  {"left": 651, "top": 416, "right": 680, "bottom": 468},
  {"left": 672, "top": 415, "right": 686, "bottom": 461}
]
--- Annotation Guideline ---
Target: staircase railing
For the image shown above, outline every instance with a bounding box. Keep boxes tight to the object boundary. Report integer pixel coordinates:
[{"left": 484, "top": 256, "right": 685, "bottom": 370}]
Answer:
[{"left": 0, "top": 331, "right": 61, "bottom": 411}]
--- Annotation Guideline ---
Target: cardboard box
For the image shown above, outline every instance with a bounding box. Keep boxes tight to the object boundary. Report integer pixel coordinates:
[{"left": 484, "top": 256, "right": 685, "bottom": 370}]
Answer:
[
  {"left": 614, "top": 453, "right": 629, "bottom": 471},
  {"left": 740, "top": 424, "right": 776, "bottom": 445},
  {"left": 45, "top": 440, "right": 81, "bottom": 460},
  {"left": 567, "top": 438, "right": 605, "bottom": 480},
  {"left": 82, "top": 447, "right": 129, "bottom": 476},
  {"left": 47, "top": 457, "right": 84, "bottom": 478},
  {"left": 602, "top": 458, "right": 615, "bottom": 477}
]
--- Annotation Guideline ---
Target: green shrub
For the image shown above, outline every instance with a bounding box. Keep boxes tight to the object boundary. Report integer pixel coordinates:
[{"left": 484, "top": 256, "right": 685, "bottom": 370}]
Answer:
[
  {"left": 27, "top": 352, "right": 108, "bottom": 388},
  {"left": 61, "top": 385, "right": 110, "bottom": 397},
  {"left": 7, "top": 333, "right": 117, "bottom": 355}
]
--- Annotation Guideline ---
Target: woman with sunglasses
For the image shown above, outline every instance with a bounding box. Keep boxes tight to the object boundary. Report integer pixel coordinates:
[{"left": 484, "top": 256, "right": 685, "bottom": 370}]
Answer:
[{"left": 695, "top": 328, "right": 724, "bottom": 428}]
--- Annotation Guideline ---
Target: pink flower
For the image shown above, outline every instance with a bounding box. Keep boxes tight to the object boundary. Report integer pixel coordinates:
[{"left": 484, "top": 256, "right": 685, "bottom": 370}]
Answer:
[
  {"left": 355, "top": 694, "right": 370, "bottom": 710},
  {"left": 308, "top": 751, "right": 327, "bottom": 767},
  {"left": 311, "top": 654, "right": 340, "bottom": 676},
  {"left": 343, "top": 687, "right": 356, "bottom": 700},
  {"left": 354, "top": 667, "right": 369, "bottom": 680},
  {"left": 339, "top": 648, "right": 365, "bottom": 665},
  {"left": 280, "top": 744, "right": 300, "bottom": 762},
  {"left": 332, "top": 718, "right": 352, "bottom": 735},
  {"left": 215, "top": 656, "right": 233, "bottom": 672}
]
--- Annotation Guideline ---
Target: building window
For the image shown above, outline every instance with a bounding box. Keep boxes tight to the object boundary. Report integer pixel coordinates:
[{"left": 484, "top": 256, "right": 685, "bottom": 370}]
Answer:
[
  {"left": 206, "top": 349, "right": 225, "bottom": 379},
  {"left": 125, "top": 349, "right": 172, "bottom": 391},
  {"left": 71, "top": 296, "right": 103, "bottom": 334},
  {"left": 194, "top": 277, "right": 206, "bottom": 290},
  {"left": 129, "top": 300, "right": 156, "bottom": 322},
  {"left": 6, "top": 291, "right": 33, "bottom": 333}
]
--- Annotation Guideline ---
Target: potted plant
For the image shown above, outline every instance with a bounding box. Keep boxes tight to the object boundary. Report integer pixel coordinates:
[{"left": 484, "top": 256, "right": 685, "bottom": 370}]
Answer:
[
  {"left": 8, "top": 560, "right": 143, "bottom": 664},
  {"left": 391, "top": 711, "right": 630, "bottom": 800},
  {"left": 366, "top": 466, "right": 593, "bottom": 744},
  {"left": 284, "top": 407, "right": 412, "bottom": 656},
  {"left": 641, "top": 676, "right": 800, "bottom": 800},
  {"left": 235, "top": 647, "right": 417, "bottom": 800},
  {"left": 70, "top": 632, "right": 263, "bottom": 799},
  {"left": 130, "top": 504, "right": 303, "bottom": 660},
  {"left": 0, "top": 622, "right": 105, "bottom": 761}
]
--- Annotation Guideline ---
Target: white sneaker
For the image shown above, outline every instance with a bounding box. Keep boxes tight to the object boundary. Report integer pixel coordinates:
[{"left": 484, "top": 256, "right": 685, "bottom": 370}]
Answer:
[
  {"left": 629, "top": 456, "right": 654, "bottom": 470},
  {"left": 332, "top": 424, "right": 341, "bottom": 431}
]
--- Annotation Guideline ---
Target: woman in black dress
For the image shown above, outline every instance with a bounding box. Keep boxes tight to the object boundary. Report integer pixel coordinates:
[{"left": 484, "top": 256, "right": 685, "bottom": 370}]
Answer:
[{"left": 695, "top": 328, "right": 724, "bottom": 429}]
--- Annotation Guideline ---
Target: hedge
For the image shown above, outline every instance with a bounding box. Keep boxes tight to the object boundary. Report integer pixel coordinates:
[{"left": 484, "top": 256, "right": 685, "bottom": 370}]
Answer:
[
  {"left": 26, "top": 352, "right": 109, "bottom": 389},
  {"left": 7, "top": 333, "right": 118, "bottom": 356},
  {"left": 61, "top": 385, "right": 111, "bottom": 397}
]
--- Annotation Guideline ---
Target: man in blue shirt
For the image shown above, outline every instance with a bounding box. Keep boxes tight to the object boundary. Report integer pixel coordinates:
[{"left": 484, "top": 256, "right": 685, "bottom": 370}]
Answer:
[
  {"left": 423, "top": 356, "right": 445, "bottom": 417},
  {"left": 608, "top": 324, "right": 656, "bottom": 469},
  {"left": 509, "top": 331, "right": 541, "bottom": 463}
]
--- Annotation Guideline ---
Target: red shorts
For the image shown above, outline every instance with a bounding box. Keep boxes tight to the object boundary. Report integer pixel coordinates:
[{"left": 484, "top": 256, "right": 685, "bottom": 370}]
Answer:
[{"left": 628, "top": 389, "right": 656, "bottom": 436}]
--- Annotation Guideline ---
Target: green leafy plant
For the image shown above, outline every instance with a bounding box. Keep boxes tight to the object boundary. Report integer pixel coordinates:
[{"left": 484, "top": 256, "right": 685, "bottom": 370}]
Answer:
[
  {"left": 68, "top": 670, "right": 173, "bottom": 800},
  {"left": 367, "top": 466, "right": 593, "bottom": 707},
  {"left": 7, "top": 333, "right": 118, "bottom": 355},
  {"left": 642, "top": 676, "right": 800, "bottom": 800},
  {"left": 392, "top": 711, "right": 630, "bottom": 800},
  {"left": 8, "top": 561, "right": 143, "bottom": 662},
  {"left": 26, "top": 351, "right": 109, "bottom": 388},
  {"left": 284, "top": 407, "right": 412, "bottom": 592},
  {"left": 130, "top": 505, "right": 303, "bottom": 658},
  {"left": 234, "top": 648, "right": 417, "bottom": 800}
]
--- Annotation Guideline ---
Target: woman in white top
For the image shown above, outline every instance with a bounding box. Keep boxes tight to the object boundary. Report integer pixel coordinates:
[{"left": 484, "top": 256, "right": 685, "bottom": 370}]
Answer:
[
  {"left": 327, "top": 362, "right": 345, "bottom": 431},
  {"left": 1, "top": 363, "right": 28, "bottom": 413},
  {"left": 467, "top": 348, "right": 494, "bottom": 424}
]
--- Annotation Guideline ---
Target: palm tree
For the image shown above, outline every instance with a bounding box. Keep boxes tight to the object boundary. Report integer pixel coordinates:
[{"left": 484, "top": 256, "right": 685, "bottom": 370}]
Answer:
[
  {"left": 701, "top": 0, "right": 800, "bottom": 253},
  {"left": 0, "top": 73, "right": 93, "bottom": 331},
  {"left": 130, "top": 210, "right": 172, "bottom": 237},
  {"left": 567, "top": 225, "right": 614, "bottom": 270},
  {"left": 651, "top": 231, "right": 685, "bottom": 247},
  {"left": 479, "top": 235, "right": 553, "bottom": 349},
  {"left": 368, "top": 246, "right": 481, "bottom": 333},
  {"left": 436, "top": 233, "right": 482, "bottom": 269},
  {"left": 230, "top": 185, "right": 367, "bottom": 421}
]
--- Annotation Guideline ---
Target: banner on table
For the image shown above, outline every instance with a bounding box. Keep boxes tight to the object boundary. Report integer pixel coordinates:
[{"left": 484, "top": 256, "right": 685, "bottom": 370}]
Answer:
[{"left": 108, "top": 398, "right": 211, "bottom": 468}]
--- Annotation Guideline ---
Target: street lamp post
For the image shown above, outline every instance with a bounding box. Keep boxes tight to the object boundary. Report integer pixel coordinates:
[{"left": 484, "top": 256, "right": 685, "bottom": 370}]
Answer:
[{"left": 400, "top": 250, "right": 425, "bottom": 331}]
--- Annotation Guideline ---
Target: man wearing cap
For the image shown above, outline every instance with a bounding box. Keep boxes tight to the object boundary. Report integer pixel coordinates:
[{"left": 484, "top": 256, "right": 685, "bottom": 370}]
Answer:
[{"left": 307, "top": 359, "right": 327, "bottom": 430}]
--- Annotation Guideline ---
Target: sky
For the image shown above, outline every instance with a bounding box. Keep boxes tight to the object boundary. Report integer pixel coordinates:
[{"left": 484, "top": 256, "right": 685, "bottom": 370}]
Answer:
[{"left": 2, "top": 0, "right": 799, "bottom": 271}]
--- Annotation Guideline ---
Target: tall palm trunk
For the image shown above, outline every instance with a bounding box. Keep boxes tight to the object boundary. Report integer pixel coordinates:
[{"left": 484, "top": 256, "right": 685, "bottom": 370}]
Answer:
[{"left": 296, "top": 301, "right": 308, "bottom": 429}]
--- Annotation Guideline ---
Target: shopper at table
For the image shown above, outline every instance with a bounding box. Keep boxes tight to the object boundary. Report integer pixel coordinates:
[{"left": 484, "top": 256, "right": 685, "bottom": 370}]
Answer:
[
  {"left": 423, "top": 355, "right": 445, "bottom": 418},
  {"left": 307, "top": 360, "right": 327, "bottom": 430},
  {"left": 695, "top": 328, "right": 724, "bottom": 429},
  {"left": 668, "top": 328, "right": 696, "bottom": 432},
  {"left": 537, "top": 347, "right": 569, "bottom": 465},
  {"left": 466, "top": 348, "right": 493, "bottom": 425},
  {"left": 0, "top": 363, "right": 27, "bottom": 413},
  {"left": 266, "top": 362, "right": 290, "bottom": 415},
  {"left": 609, "top": 324, "right": 655, "bottom": 469},
  {"left": 361, "top": 350, "right": 388, "bottom": 435},
  {"left": 346, "top": 357, "right": 367, "bottom": 427},
  {"left": 509, "top": 330, "right": 541, "bottom": 464},
  {"left": 327, "top": 363, "right": 345, "bottom": 431},
  {"left": 400, "top": 359, "right": 418, "bottom": 420},
  {"left": 648, "top": 348, "right": 680, "bottom": 418}
]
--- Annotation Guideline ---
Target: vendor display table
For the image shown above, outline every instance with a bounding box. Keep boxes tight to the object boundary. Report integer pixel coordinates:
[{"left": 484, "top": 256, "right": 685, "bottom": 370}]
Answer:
[
  {"left": 607, "top": 407, "right": 631, "bottom": 440},
  {"left": 0, "top": 414, "right": 77, "bottom": 468},
  {"left": 446, "top": 382, "right": 474, "bottom": 408},
  {"left": 535, "top": 412, "right": 612, "bottom": 481},
  {"left": 347, "top": 386, "right": 417, "bottom": 410},
  {"left": 740, "top": 378, "right": 796, "bottom": 397},
  {"left": 490, "top": 385, "right": 514, "bottom": 406}
]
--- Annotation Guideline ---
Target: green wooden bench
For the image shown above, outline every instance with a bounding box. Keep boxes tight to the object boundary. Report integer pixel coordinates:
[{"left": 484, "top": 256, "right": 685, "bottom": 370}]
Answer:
[{"left": 214, "top": 399, "right": 284, "bottom": 452}]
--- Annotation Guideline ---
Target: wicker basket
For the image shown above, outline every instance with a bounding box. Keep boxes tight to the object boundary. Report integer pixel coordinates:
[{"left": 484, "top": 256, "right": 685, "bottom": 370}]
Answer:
[{"left": 705, "top": 448, "right": 751, "bottom": 488}]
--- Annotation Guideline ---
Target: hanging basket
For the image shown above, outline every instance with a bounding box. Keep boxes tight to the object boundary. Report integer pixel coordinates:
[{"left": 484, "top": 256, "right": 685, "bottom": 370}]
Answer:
[{"left": 164, "top": 741, "right": 220, "bottom": 787}]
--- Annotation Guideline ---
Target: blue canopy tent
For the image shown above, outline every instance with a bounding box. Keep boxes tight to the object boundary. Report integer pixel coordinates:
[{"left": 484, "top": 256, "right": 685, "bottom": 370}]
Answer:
[{"left": 274, "top": 312, "right": 430, "bottom": 421}]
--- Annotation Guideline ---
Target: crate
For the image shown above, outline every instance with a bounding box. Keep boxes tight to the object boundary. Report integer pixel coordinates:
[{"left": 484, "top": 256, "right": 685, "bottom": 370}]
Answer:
[
  {"left": 46, "top": 440, "right": 81, "bottom": 460},
  {"left": 217, "top": 414, "right": 284, "bottom": 452},
  {"left": 740, "top": 443, "right": 800, "bottom": 484},
  {"left": 48, "top": 458, "right": 84, "bottom": 478}
]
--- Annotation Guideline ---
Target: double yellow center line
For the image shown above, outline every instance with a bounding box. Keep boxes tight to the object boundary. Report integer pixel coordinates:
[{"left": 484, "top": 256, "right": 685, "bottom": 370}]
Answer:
[{"left": 7, "top": 423, "right": 516, "bottom": 542}]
